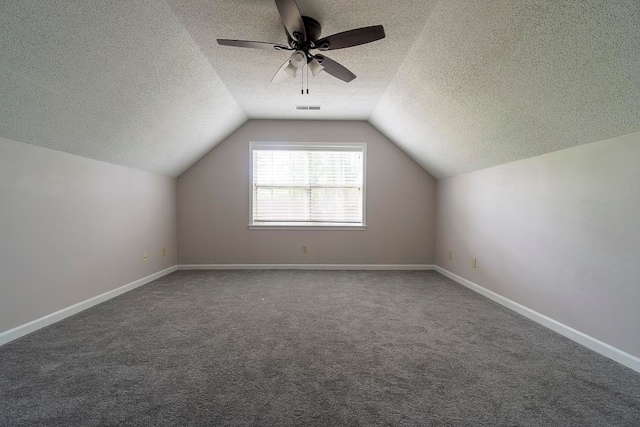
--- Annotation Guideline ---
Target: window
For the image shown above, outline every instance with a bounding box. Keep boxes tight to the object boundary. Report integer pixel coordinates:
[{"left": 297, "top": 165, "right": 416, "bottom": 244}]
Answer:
[{"left": 249, "top": 142, "right": 366, "bottom": 229}]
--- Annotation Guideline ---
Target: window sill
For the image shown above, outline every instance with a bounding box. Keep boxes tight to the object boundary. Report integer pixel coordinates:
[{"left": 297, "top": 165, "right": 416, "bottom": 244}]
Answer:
[{"left": 248, "top": 222, "right": 366, "bottom": 231}]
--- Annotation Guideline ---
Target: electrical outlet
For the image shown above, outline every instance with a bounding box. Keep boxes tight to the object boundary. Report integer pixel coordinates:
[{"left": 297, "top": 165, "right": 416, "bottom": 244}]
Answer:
[
  {"left": 448, "top": 250, "right": 453, "bottom": 260},
  {"left": 302, "top": 245, "right": 307, "bottom": 253},
  {"left": 472, "top": 258, "right": 477, "bottom": 268},
  {"left": 142, "top": 253, "right": 148, "bottom": 263},
  {"left": 162, "top": 248, "right": 167, "bottom": 257}
]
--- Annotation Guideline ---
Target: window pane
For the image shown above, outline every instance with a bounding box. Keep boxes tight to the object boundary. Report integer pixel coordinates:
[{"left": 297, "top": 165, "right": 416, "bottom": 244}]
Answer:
[
  {"left": 310, "top": 187, "right": 362, "bottom": 222},
  {"left": 252, "top": 145, "right": 364, "bottom": 225},
  {"left": 254, "top": 187, "right": 309, "bottom": 221},
  {"left": 254, "top": 150, "right": 308, "bottom": 186}
]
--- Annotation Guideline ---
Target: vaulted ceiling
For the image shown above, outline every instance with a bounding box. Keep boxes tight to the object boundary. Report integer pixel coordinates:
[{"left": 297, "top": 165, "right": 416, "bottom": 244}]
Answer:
[{"left": 1, "top": 1, "right": 639, "bottom": 178}]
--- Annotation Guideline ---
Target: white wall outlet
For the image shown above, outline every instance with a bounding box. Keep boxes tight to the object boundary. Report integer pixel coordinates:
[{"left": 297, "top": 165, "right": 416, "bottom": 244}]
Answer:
[
  {"left": 302, "top": 245, "right": 308, "bottom": 253},
  {"left": 448, "top": 250, "right": 453, "bottom": 260},
  {"left": 162, "top": 248, "right": 167, "bottom": 257},
  {"left": 142, "top": 253, "right": 148, "bottom": 263},
  {"left": 472, "top": 258, "right": 477, "bottom": 268}
]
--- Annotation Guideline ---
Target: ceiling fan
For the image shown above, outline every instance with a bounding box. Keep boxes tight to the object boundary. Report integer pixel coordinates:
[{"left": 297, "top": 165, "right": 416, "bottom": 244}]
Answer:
[{"left": 217, "top": 0, "right": 385, "bottom": 83}]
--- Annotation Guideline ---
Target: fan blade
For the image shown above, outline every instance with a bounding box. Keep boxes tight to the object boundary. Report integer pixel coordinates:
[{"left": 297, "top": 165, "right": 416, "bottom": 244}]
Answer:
[
  {"left": 314, "top": 55, "right": 356, "bottom": 82},
  {"left": 217, "top": 39, "right": 290, "bottom": 51},
  {"left": 272, "top": 59, "right": 296, "bottom": 82},
  {"left": 314, "top": 25, "right": 385, "bottom": 51},
  {"left": 274, "top": 0, "right": 306, "bottom": 42}
]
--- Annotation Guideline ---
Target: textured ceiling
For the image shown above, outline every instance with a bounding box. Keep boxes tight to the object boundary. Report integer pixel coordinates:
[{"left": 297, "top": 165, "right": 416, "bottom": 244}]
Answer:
[
  {"left": 0, "top": 0, "right": 246, "bottom": 177},
  {"left": 1, "top": 1, "right": 639, "bottom": 178},
  {"left": 370, "top": 0, "right": 640, "bottom": 178}
]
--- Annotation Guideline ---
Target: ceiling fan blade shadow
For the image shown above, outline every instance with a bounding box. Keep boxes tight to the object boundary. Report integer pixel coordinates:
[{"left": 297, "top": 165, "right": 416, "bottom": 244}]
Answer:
[
  {"left": 314, "top": 25, "right": 385, "bottom": 50},
  {"left": 314, "top": 55, "right": 356, "bottom": 82},
  {"left": 272, "top": 59, "right": 296, "bottom": 82},
  {"left": 217, "top": 39, "right": 290, "bottom": 51},
  {"left": 274, "top": 0, "right": 306, "bottom": 42}
]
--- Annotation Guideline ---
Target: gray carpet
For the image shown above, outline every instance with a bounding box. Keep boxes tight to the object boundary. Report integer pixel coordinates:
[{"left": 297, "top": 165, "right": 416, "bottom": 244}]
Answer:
[{"left": 1, "top": 270, "right": 639, "bottom": 426}]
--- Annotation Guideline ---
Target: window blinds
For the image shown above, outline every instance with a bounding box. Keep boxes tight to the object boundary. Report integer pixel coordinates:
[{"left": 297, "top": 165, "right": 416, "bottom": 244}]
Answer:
[{"left": 252, "top": 146, "right": 364, "bottom": 224}]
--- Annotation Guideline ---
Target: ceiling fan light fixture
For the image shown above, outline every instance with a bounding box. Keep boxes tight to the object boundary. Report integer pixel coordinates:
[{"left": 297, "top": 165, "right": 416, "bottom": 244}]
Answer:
[
  {"left": 290, "top": 50, "right": 306, "bottom": 68},
  {"left": 284, "top": 61, "right": 298, "bottom": 77},
  {"left": 308, "top": 58, "right": 324, "bottom": 76}
]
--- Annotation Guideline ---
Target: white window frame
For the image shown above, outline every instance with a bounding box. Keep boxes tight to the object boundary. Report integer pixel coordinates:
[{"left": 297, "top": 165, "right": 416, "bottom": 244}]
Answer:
[{"left": 249, "top": 142, "right": 367, "bottom": 230}]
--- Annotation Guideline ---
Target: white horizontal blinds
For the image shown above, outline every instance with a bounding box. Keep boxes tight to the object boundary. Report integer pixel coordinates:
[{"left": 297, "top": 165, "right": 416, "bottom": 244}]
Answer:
[{"left": 253, "top": 146, "right": 363, "bottom": 223}]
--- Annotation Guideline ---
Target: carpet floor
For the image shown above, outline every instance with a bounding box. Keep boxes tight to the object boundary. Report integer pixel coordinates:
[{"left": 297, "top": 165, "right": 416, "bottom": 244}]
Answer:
[{"left": 1, "top": 270, "right": 639, "bottom": 426}]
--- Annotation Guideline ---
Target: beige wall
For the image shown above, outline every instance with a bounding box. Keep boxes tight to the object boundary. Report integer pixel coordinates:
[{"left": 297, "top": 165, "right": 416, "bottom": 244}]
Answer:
[
  {"left": 0, "top": 137, "right": 177, "bottom": 333},
  {"left": 435, "top": 132, "right": 640, "bottom": 358},
  {"left": 178, "top": 120, "right": 436, "bottom": 265}
]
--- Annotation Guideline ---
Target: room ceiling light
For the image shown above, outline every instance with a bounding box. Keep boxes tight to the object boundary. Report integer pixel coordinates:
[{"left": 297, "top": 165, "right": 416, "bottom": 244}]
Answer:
[
  {"left": 307, "top": 58, "right": 324, "bottom": 77},
  {"left": 284, "top": 62, "right": 299, "bottom": 78}
]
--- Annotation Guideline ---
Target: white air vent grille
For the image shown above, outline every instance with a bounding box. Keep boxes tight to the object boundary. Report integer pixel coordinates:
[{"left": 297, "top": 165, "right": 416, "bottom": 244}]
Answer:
[{"left": 296, "top": 106, "right": 322, "bottom": 110}]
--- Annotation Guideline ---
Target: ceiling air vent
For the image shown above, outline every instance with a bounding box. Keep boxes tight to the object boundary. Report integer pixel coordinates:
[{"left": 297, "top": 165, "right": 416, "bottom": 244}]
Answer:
[{"left": 296, "top": 106, "right": 321, "bottom": 111}]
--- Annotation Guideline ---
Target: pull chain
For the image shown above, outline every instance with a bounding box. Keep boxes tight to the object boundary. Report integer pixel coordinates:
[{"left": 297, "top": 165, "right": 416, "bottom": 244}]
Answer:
[{"left": 299, "top": 64, "right": 310, "bottom": 95}]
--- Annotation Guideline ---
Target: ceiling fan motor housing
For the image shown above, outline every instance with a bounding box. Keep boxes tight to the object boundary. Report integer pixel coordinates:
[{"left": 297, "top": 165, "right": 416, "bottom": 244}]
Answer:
[
  {"left": 287, "top": 16, "right": 322, "bottom": 46},
  {"left": 302, "top": 16, "right": 322, "bottom": 41}
]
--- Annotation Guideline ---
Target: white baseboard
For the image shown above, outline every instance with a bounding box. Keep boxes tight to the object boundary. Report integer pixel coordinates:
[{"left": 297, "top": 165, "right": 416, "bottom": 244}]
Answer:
[
  {"left": 0, "top": 265, "right": 178, "bottom": 347},
  {"left": 434, "top": 266, "right": 640, "bottom": 373},
  {"left": 178, "top": 264, "right": 435, "bottom": 271}
]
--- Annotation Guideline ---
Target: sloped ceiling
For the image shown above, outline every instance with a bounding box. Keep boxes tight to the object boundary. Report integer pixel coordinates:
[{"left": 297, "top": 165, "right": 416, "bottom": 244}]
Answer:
[
  {"left": 370, "top": 0, "right": 640, "bottom": 178},
  {"left": 1, "top": 1, "right": 638, "bottom": 178},
  {"left": 0, "top": 0, "right": 246, "bottom": 177}
]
